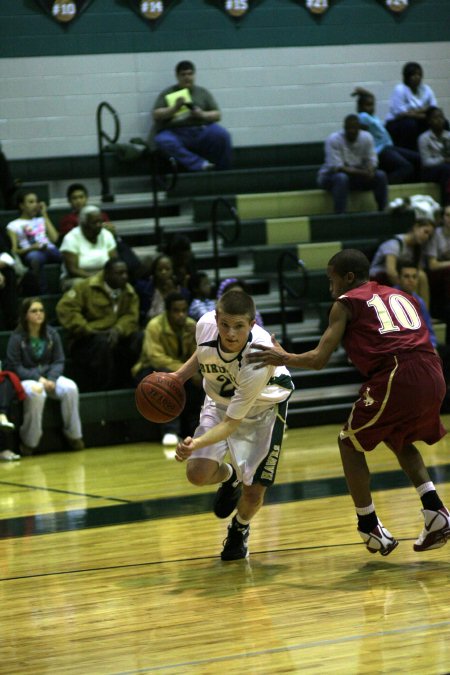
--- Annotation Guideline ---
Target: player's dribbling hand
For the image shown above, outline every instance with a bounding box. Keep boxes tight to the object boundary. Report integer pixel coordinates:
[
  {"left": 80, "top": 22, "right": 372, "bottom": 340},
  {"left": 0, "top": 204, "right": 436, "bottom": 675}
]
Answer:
[
  {"left": 175, "top": 436, "right": 195, "bottom": 462},
  {"left": 246, "top": 334, "right": 288, "bottom": 369}
]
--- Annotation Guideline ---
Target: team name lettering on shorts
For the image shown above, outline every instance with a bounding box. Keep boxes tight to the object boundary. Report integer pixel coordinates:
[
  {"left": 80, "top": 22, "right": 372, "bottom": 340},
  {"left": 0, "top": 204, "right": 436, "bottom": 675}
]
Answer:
[{"left": 260, "top": 445, "right": 280, "bottom": 482}]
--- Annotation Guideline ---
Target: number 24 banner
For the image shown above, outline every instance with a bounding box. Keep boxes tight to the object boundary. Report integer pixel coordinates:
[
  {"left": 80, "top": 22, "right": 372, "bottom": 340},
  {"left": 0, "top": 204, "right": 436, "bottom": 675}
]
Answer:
[{"left": 34, "top": 0, "right": 93, "bottom": 23}]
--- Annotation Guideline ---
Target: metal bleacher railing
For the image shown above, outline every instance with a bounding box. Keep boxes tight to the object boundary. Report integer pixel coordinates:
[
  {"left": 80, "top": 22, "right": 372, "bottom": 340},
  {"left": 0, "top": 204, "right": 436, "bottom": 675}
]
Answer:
[
  {"left": 95, "top": 101, "right": 178, "bottom": 244},
  {"left": 210, "top": 197, "right": 241, "bottom": 290},
  {"left": 277, "top": 252, "right": 308, "bottom": 348}
]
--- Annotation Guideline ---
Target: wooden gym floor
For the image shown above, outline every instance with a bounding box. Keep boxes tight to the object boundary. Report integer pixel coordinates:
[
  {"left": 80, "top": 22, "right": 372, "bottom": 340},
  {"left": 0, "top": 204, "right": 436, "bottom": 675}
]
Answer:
[{"left": 1, "top": 417, "right": 449, "bottom": 675}]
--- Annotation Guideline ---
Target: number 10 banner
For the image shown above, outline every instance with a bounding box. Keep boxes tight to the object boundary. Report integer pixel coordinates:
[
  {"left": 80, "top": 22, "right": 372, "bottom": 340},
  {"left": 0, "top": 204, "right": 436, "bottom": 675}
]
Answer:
[{"left": 34, "top": 0, "right": 94, "bottom": 23}]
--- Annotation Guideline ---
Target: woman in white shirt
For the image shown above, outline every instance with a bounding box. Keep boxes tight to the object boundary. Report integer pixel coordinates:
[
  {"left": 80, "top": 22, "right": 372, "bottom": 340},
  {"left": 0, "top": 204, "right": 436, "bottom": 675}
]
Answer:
[
  {"left": 385, "top": 62, "right": 439, "bottom": 151},
  {"left": 59, "top": 205, "right": 117, "bottom": 289}
]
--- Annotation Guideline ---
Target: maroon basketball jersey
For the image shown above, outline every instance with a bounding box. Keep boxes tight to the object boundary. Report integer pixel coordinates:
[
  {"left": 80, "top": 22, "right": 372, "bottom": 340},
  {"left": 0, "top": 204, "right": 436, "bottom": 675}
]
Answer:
[{"left": 338, "top": 281, "right": 434, "bottom": 377}]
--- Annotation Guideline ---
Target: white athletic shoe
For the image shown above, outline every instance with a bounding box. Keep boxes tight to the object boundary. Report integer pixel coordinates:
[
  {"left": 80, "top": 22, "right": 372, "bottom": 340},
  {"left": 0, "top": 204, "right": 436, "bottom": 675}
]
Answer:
[
  {"left": 414, "top": 507, "right": 450, "bottom": 552},
  {"left": 358, "top": 519, "right": 399, "bottom": 556}
]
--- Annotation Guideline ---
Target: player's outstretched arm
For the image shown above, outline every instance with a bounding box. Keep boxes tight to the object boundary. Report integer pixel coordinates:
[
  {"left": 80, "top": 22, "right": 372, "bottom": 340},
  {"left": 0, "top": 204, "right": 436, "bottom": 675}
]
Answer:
[
  {"left": 247, "top": 302, "right": 349, "bottom": 370},
  {"left": 246, "top": 334, "right": 289, "bottom": 369},
  {"left": 175, "top": 416, "right": 242, "bottom": 462}
]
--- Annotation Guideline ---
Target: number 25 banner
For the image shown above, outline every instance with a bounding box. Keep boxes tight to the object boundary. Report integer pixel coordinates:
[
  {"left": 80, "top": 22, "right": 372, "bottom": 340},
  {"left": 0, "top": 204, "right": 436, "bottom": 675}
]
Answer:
[
  {"left": 127, "top": 0, "right": 178, "bottom": 21},
  {"left": 34, "top": 0, "right": 93, "bottom": 23}
]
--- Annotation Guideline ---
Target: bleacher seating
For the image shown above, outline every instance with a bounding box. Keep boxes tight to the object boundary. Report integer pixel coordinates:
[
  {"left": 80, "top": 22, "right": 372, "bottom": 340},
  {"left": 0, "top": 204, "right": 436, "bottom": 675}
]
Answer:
[{"left": 1, "top": 143, "right": 446, "bottom": 446}]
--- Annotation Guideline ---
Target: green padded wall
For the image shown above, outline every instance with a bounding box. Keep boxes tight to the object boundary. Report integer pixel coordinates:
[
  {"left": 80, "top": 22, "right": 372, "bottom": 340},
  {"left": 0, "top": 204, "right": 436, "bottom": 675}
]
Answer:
[{"left": 1, "top": 0, "right": 449, "bottom": 58}]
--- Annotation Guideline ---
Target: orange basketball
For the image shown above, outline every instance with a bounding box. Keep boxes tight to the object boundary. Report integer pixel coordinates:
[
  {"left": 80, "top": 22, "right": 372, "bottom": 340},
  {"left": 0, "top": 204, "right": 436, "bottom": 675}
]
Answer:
[{"left": 135, "top": 372, "right": 186, "bottom": 423}]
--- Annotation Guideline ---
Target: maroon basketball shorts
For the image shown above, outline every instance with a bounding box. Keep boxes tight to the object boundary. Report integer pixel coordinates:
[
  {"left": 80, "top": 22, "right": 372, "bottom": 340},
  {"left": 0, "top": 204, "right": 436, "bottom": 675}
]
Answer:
[{"left": 340, "top": 352, "right": 446, "bottom": 452}]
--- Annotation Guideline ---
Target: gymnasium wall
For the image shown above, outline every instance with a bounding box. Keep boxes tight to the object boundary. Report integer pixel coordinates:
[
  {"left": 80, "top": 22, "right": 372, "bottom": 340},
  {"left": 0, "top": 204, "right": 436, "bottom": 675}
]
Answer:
[{"left": 1, "top": 0, "right": 449, "bottom": 160}]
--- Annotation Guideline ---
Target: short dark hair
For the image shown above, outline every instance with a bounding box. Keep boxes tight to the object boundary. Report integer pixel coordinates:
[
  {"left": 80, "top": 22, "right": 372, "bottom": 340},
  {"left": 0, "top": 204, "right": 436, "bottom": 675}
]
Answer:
[
  {"left": 104, "top": 257, "right": 126, "bottom": 274},
  {"left": 403, "top": 61, "right": 422, "bottom": 84},
  {"left": 425, "top": 106, "right": 442, "bottom": 124},
  {"left": 328, "top": 249, "right": 370, "bottom": 281},
  {"left": 216, "top": 290, "right": 255, "bottom": 321},
  {"left": 397, "top": 259, "right": 418, "bottom": 276},
  {"left": 67, "top": 183, "right": 88, "bottom": 200},
  {"left": 16, "top": 189, "right": 36, "bottom": 209},
  {"left": 188, "top": 271, "right": 208, "bottom": 295},
  {"left": 344, "top": 114, "right": 359, "bottom": 126},
  {"left": 165, "top": 234, "right": 191, "bottom": 255},
  {"left": 165, "top": 291, "right": 187, "bottom": 312},
  {"left": 176, "top": 60, "right": 195, "bottom": 75}
]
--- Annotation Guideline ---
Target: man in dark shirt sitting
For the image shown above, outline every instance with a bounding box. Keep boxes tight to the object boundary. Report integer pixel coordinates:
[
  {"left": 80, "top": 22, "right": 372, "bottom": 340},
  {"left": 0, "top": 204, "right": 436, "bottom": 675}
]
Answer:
[{"left": 151, "top": 60, "right": 232, "bottom": 172}]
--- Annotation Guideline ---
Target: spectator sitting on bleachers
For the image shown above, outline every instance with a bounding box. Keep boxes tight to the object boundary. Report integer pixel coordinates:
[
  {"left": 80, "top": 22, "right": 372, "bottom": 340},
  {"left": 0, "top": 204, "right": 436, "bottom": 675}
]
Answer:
[
  {"left": 217, "top": 277, "right": 264, "bottom": 327},
  {"left": 135, "top": 253, "right": 189, "bottom": 325},
  {"left": 317, "top": 114, "right": 388, "bottom": 214},
  {"left": 164, "top": 233, "right": 197, "bottom": 288},
  {"left": 385, "top": 62, "right": 447, "bottom": 151},
  {"left": 188, "top": 272, "right": 216, "bottom": 320},
  {"left": 369, "top": 216, "right": 435, "bottom": 308},
  {"left": 56, "top": 258, "right": 141, "bottom": 392},
  {"left": 151, "top": 60, "right": 232, "bottom": 172},
  {"left": 0, "top": 371, "right": 25, "bottom": 461},
  {"left": 6, "top": 297, "right": 84, "bottom": 456},
  {"left": 6, "top": 189, "right": 62, "bottom": 294},
  {"left": 394, "top": 260, "right": 450, "bottom": 406},
  {"left": 132, "top": 291, "right": 203, "bottom": 447},
  {"left": 59, "top": 183, "right": 114, "bottom": 237},
  {"left": 418, "top": 107, "right": 450, "bottom": 206},
  {"left": 59, "top": 182, "right": 142, "bottom": 282},
  {"left": 0, "top": 229, "right": 19, "bottom": 330},
  {"left": 352, "top": 87, "right": 419, "bottom": 184},
  {"left": 0, "top": 143, "right": 18, "bottom": 210},
  {"left": 424, "top": 204, "right": 450, "bottom": 322},
  {"left": 395, "top": 262, "right": 438, "bottom": 349},
  {"left": 59, "top": 205, "right": 117, "bottom": 290}
]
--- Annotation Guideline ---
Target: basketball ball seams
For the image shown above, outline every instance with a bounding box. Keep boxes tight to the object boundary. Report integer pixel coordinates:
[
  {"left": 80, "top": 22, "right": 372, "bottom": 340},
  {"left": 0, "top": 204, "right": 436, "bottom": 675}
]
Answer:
[{"left": 135, "top": 372, "right": 186, "bottom": 423}]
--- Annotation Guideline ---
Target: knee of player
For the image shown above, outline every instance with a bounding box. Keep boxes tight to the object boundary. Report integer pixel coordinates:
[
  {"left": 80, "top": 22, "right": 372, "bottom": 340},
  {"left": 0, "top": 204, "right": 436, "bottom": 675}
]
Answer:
[{"left": 186, "top": 461, "right": 210, "bottom": 487}]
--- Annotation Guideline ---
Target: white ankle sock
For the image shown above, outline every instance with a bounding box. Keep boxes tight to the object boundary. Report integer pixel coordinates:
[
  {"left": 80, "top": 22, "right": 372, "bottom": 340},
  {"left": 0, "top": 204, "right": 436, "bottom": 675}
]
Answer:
[
  {"left": 235, "top": 514, "right": 251, "bottom": 526},
  {"left": 416, "top": 481, "right": 435, "bottom": 499},
  {"left": 356, "top": 502, "right": 375, "bottom": 516}
]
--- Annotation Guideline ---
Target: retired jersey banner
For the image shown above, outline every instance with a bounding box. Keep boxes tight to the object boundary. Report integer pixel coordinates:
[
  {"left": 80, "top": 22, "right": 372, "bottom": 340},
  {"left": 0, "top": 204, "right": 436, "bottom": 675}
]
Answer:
[
  {"left": 305, "top": 0, "right": 329, "bottom": 14},
  {"left": 34, "top": 0, "right": 94, "bottom": 23},
  {"left": 127, "top": 0, "right": 179, "bottom": 21},
  {"left": 385, "top": 0, "right": 409, "bottom": 12},
  {"left": 207, "top": 0, "right": 262, "bottom": 20},
  {"left": 224, "top": 0, "right": 250, "bottom": 17}
]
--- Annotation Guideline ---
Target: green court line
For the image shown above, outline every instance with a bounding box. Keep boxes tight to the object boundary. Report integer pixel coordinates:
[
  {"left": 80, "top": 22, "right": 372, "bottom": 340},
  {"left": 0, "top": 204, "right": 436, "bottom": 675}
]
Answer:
[{"left": 0, "top": 463, "right": 449, "bottom": 540}]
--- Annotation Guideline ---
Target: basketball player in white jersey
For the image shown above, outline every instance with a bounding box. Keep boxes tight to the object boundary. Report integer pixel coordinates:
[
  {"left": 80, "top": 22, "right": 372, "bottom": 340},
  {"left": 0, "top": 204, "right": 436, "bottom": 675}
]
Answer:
[{"left": 174, "top": 290, "right": 294, "bottom": 560}]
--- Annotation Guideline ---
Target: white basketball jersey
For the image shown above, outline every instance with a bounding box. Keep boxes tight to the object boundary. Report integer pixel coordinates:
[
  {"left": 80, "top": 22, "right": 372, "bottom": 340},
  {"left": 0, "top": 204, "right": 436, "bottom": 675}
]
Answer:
[{"left": 195, "top": 311, "right": 293, "bottom": 420}]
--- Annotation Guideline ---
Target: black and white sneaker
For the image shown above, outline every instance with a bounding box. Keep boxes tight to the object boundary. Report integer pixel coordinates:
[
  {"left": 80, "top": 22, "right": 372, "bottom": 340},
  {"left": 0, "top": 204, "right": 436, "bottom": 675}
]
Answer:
[
  {"left": 221, "top": 518, "right": 250, "bottom": 561},
  {"left": 213, "top": 466, "right": 242, "bottom": 518},
  {"left": 358, "top": 519, "right": 399, "bottom": 556},
  {"left": 414, "top": 507, "right": 450, "bottom": 551}
]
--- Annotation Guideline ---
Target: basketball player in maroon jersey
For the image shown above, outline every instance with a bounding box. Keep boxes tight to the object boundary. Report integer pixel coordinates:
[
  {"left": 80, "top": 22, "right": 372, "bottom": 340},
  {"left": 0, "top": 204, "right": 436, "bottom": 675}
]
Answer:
[{"left": 247, "top": 249, "right": 450, "bottom": 556}]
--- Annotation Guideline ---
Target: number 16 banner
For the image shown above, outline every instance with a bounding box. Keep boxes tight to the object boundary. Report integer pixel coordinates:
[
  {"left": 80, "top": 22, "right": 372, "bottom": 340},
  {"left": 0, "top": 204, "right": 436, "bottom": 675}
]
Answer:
[{"left": 34, "top": 0, "right": 93, "bottom": 23}]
